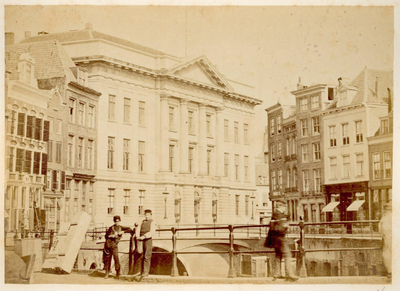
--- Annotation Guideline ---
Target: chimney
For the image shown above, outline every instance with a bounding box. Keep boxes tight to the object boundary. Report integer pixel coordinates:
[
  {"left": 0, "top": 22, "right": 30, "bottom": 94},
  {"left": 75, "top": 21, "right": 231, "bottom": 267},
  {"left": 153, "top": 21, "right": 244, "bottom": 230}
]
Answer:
[
  {"left": 387, "top": 88, "right": 392, "bottom": 113},
  {"left": 338, "top": 77, "right": 350, "bottom": 87},
  {"left": 375, "top": 77, "right": 379, "bottom": 99},
  {"left": 297, "top": 77, "right": 302, "bottom": 90},
  {"left": 85, "top": 23, "right": 93, "bottom": 30},
  {"left": 25, "top": 31, "right": 31, "bottom": 38},
  {"left": 5, "top": 32, "right": 14, "bottom": 45},
  {"left": 38, "top": 31, "right": 49, "bottom": 35}
]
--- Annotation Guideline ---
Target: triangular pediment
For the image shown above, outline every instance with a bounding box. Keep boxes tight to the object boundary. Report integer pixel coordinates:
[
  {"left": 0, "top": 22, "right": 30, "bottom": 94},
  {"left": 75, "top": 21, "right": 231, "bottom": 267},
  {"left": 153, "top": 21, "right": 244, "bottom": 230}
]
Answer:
[{"left": 168, "top": 55, "right": 233, "bottom": 91}]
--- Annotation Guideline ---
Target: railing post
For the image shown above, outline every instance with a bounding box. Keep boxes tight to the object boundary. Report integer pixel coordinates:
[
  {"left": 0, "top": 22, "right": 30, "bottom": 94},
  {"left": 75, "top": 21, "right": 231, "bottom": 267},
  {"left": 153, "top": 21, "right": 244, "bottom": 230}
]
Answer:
[
  {"left": 227, "top": 225, "right": 236, "bottom": 278},
  {"left": 299, "top": 219, "right": 307, "bottom": 277},
  {"left": 171, "top": 227, "right": 179, "bottom": 277}
]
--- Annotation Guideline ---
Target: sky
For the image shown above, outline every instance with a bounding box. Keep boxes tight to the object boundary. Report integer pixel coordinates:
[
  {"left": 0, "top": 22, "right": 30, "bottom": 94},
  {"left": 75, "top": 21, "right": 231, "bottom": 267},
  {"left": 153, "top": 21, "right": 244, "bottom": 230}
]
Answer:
[{"left": 3, "top": 4, "right": 395, "bottom": 151}]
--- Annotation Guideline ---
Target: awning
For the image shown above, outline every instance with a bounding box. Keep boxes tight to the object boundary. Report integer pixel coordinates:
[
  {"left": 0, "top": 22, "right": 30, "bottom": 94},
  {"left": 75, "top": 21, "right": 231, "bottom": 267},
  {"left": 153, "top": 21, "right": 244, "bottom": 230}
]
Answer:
[
  {"left": 347, "top": 200, "right": 365, "bottom": 212},
  {"left": 321, "top": 201, "right": 340, "bottom": 213}
]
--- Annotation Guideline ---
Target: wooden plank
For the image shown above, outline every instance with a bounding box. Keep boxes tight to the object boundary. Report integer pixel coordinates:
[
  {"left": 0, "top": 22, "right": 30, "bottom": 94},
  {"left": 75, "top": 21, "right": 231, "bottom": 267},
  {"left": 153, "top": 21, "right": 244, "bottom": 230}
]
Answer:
[{"left": 42, "top": 222, "right": 70, "bottom": 270}]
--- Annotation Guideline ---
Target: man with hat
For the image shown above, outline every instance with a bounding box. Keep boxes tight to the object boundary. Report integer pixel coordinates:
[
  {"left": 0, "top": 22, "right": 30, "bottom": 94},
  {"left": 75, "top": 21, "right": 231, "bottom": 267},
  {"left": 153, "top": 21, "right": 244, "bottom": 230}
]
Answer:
[
  {"left": 103, "top": 215, "right": 132, "bottom": 279},
  {"left": 135, "top": 209, "right": 156, "bottom": 280},
  {"left": 265, "top": 200, "right": 298, "bottom": 282}
]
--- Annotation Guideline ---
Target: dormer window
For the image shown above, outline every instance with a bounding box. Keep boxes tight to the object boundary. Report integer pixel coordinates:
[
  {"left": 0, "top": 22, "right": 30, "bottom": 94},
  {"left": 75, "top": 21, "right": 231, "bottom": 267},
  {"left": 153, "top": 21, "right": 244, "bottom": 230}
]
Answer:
[
  {"left": 338, "top": 90, "right": 348, "bottom": 107},
  {"left": 18, "top": 53, "right": 36, "bottom": 86},
  {"left": 381, "top": 119, "right": 389, "bottom": 134}
]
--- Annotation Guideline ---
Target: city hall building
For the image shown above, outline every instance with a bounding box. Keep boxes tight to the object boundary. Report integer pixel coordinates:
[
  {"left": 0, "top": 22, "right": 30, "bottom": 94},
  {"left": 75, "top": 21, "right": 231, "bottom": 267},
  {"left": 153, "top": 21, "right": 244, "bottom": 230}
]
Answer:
[{"left": 21, "top": 23, "right": 262, "bottom": 227}]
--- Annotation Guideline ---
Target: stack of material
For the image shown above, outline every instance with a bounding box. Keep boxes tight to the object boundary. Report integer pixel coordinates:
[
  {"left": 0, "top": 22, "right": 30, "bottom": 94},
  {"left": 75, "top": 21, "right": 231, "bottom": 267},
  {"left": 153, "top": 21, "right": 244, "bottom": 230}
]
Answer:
[{"left": 42, "top": 211, "right": 91, "bottom": 274}]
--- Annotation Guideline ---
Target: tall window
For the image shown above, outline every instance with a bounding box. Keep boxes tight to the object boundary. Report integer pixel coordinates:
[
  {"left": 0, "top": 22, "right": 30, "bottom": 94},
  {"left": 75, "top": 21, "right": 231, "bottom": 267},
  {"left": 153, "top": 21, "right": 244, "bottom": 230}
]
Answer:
[
  {"left": 286, "top": 138, "right": 290, "bottom": 156},
  {"left": 224, "top": 119, "right": 229, "bottom": 141},
  {"left": 108, "top": 137, "right": 115, "bottom": 169},
  {"left": 138, "top": 141, "right": 145, "bottom": 172},
  {"left": 68, "top": 135, "right": 74, "bottom": 167},
  {"left": 17, "top": 112, "right": 26, "bottom": 137},
  {"left": 245, "top": 196, "right": 250, "bottom": 216},
  {"left": 287, "top": 168, "right": 292, "bottom": 189},
  {"left": 224, "top": 153, "right": 229, "bottom": 177},
  {"left": 293, "top": 168, "right": 298, "bottom": 189},
  {"left": 313, "top": 169, "right": 321, "bottom": 192},
  {"left": 355, "top": 121, "right": 363, "bottom": 143},
  {"left": 10, "top": 110, "right": 17, "bottom": 135},
  {"left": 108, "top": 189, "right": 115, "bottom": 214},
  {"left": 169, "top": 145, "right": 174, "bottom": 172},
  {"left": 235, "top": 195, "right": 240, "bottom": 215},
  {"left": 24, "top": 150, "right": 32, "bottom": 173},
  {"left": 234, "top": 121, "right": 239, "bottom": 143},
  {"left": 69, "top": 99, "right": 76, "bottom": 123},
  {"left": 303, "top": 170, "right": 310, "bottom": 192},
  {"left": 87, "top": 140, "right": 93, "bottom": 170},
  {"left": 169, "top": 107, "right": 175, "bottom": 130},
  {"left": 300, "top": 98, "right": 308, "bottom": 112},
  {"left": 301, "top": 119, "right": 308, "bottom": 136},
  {"left": 78, "top": 102, "right": 85, "bottom": 125},
  {"left": 8, "top": 147, "right": 15, "bottom": 172},
  {"left": 330, "top": 157, "right": 337, "bottom": 179},
  {"left": 271, "top": 143, "right": 276, "bottom": 162},
  {"left": 124, "top": 98, "right": 131, "bottom": 123},
  {"left": 301, "top": 144, "right": 309, "bottom": 162},
  {"left": 356, "top": 153, "right": 363, "bottom": 176},
  {"left": 329, "top": 126, "right": 336, "bottom": 147},
  {"left": 139, "top": 101, "right": 146, "bottom": 126},
  {"left": 277, "top": 141, "right": 282, "bottom": 159},
  {"left": 235, "top": 154, "right": 240, "bottom": 181},
  {"left": 55, "top": 142, "right": 61, "bottom": 163},
  {"left": 373, "top": 153, "right": 380, "bottom": 180},
  {"left": 312, "top": 116, "right": 320, "bottom": 134},
  {"left": 138, "top": 190, "right": 145, "bottom": 215},
  {"left": 88, "top": 105, "right": 95, "bottom": 128},
  {"left": 270, "top": 117, "right": 275, "bottom": 136},
  {"left": 311, "top": 95, "right": 319, "bottom": 109},
  {"left": 278, "top": 169, "right": 283, "bottom": 189},
  {"left": 292, "top": 136, "right": 296, "bottom": 155},
  {"left": 244, "top": 123, "right": 249, "bottom": 143},
  {"left": 206, "top": 114, "right": 212, "bottom": 137},
  {"left": 188, "top": 147, "right": 194, "bottom": 173},
  {"left": 271, "top": 171, "right": 276, "bottom": 190},
  {"left": 82, "top": 181, "right": 87, "bottom": 210},
  {"left": 384, "top": 151, "right": 391, "bottom": 179},
  {"left": 123, "top": 139, "right": 130, "bottom": 171},
  {"left": 48, "top": 140, "right": 53, "bottom": 162},
  {"left": 123, "top": 190, "right": 130, "bottom": 215},
  {"left": 276, "top": 116, "right": 282, "bottom": 134},
  {"left": 108, "top": 95, "right": 116, "bottom": 121},
  {"left": 188, "top": 111, "right": 194, "bottom": 134},
  {"left": 381, "top": 119, "right": 389, "bottom": 134},
  {"left": 313, "top": 143, "right": 321, "bottom": 160},
  {"left": 342, "top": 123, "right": 349, "bottom": 145},
  {"left": 78, "top": 137, "right": 84, "bottom": 169},
  {"left": 244, "top": 156, "right": 249, "bottom": 181},
  {"left": 343, "top": 155, "right": 350, "bottom": 178},
  {"left": 207, "top": 149, "right": 212, "bottom": 175}
]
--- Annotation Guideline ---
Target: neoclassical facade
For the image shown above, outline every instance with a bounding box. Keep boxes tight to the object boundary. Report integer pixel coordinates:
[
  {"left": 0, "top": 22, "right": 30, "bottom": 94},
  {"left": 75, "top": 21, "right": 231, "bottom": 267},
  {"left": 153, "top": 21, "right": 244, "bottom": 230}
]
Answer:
[{"left": 22, "top": 23, "right": 262, "bottom": 227}]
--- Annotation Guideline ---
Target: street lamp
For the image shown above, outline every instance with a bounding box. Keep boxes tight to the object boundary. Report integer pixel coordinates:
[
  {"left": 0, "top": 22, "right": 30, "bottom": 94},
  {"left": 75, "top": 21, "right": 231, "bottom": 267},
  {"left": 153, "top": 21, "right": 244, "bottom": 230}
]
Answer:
[
  {"left": 251, "top": 193, "right": 256, "bottom": 220},
  {"left": 163, "top": 191, "right": 169, "bottom": 219}
]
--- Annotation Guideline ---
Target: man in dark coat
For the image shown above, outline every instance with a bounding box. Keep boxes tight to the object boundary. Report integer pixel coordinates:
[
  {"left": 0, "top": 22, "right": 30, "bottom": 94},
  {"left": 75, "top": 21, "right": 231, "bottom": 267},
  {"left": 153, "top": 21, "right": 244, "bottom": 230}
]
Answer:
[
  {"left": 266, "top": 200, "right": 298, "bottom": 281},
  {"left": 103, "top": 215, "right": 132, "bottom": 279},
  {"left": 134, "top": 209, "right": 156, "bottom": 280}
]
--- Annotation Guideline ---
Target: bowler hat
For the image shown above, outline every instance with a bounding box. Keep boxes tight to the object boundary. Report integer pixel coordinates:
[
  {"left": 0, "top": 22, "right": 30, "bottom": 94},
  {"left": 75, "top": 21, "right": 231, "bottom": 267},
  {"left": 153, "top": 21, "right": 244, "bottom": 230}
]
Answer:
[
  {"left": 113, "top": 215, "right": 121, "bottom": 222},
  {"left": 144, "top": 209, "right": 152, "bottom": 214}
]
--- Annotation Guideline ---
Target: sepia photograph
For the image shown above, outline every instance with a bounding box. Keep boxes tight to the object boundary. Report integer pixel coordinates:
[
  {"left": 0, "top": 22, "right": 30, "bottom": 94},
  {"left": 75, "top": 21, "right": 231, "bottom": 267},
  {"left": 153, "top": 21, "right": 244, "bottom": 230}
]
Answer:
[{"left": 2, "top": 1, "right": 398, "bottom": 290}]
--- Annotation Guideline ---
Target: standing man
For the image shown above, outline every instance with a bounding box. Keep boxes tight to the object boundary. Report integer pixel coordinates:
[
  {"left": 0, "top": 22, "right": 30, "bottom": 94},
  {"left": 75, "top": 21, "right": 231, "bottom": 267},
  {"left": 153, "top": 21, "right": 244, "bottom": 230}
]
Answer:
[
  {"left": 103, "top": 215, "right": 132, "bottom": 279},
  {"left": 265, "top": 200, "right": 298, "bottom": 282},
  {"left": 379, "top": 203, "right": 392, "bottom": 278},
  {"left": 136, "top": 209, "right": 156, "bottom": 280}
]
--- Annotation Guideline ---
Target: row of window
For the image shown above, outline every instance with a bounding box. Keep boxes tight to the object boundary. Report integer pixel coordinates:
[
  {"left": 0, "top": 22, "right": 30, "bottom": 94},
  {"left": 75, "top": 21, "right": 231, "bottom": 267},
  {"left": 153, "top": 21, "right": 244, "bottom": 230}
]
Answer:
[
  {"left": 328, "top": 120, "right": 363, "bottom": 147},
  {"left": 108, "top": 94, "right": 146, "bottom": 126},
  {"left": 64, "top": 179, "right": 94, "bottom": 220},
  {"left": 329, "top": 154, "right": 363, "bottom": 179},
  {"left": 46, "top": 170, "right": 66, "bottom": 191},
  {"left": 68, "top": 135, "right": 95, "bottom": 170},
  {"left": 224, "top": 120, "right": 249, "bottom": 144},
  {"left": 8, "top": 147, "right": 47, "bottom": 176},
  {"left": 5, "top": 185, "right": 40, "bottom": 210},
  {"left": 69, "top": 98, "right": 96, "bottom": 128},
  {"left": 270, "top": 168, "right": 322, "bottom": 193},
  {"left": 300, "top": 94, "right": 322, "bottom": 112},
  {"left": 372, "top": 151, "right": 392, "bottom": 180},
  {"left": 107, "top": 138, "right": 145, "bottom": 172},
  {"left": 9, "top": 111, "right": 50, "bottom": 142}
]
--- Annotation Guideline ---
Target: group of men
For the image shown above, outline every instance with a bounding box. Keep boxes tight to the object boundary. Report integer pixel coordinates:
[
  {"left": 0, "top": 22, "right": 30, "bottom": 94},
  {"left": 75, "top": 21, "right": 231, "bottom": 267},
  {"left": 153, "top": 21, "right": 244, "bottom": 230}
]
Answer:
[{"left": 103, "top": 209, "right": 155, "bottom": 281}]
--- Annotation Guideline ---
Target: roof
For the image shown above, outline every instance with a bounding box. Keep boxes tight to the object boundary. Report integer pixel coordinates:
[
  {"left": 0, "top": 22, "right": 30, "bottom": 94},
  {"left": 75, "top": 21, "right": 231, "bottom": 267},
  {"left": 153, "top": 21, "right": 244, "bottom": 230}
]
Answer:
[
  {"left": 20, "top": 28, "right": 173, "bottom": 57},
  {"left": 5, "top": 39, "right": 76, "bottom": 82}
]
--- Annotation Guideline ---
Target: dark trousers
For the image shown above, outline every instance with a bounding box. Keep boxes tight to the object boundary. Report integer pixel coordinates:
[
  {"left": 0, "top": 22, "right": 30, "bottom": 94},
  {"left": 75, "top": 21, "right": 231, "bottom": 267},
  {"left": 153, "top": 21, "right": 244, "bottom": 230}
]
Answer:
[
  {"left": 134, "top": 239, "right": 152, "bottom": 275},
  {"left": 103, "top": 241, "right": 120, "bottom": 275},
  {"left": 273, "top": 236, "right": 295, "bottom": 277}
]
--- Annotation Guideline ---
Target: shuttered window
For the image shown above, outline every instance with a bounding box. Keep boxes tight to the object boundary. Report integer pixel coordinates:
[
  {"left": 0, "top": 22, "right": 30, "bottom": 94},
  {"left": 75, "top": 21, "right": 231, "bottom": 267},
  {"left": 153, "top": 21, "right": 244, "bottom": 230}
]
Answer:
[
  {"left": 41, "top": 153, "right": 47, "bottom": 175},
  {"left": 52, "top": 170, "right": 58, "bottom": 190},
  {"left": 17, "top": 113, "right": 25, "bottom": 136},
  {"left": 61, "top": 171, "right": 66, "bottom": 190},
  {"left": 16, "top": 149, "right": 24, "bottom": 172},
  {"left": 24, "top": 150, "right": 32, "bottom": 173},
  {"left": 26, "top": 116, "right": 34, "bottom": 138},
  {"left": 34, "top": 152, "right": 41, "bottom": 175},
  {"left": 43, "top": 120, "right": 50, "bottom": 142},
  {"left": 8, "top": 147, "right": 15, "bottom": 172},
  {"left": 35, "top": 118, "right": 42, "bottom": 140}
]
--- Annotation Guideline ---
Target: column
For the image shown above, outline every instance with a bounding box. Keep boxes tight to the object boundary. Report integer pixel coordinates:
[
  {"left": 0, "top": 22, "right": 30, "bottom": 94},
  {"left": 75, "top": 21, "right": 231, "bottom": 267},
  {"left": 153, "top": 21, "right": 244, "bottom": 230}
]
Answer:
[
  {"left": 179, "top": 99, "right": 189, "bottom": 174},
  {"left": 159, "top": 95, "right": 170, "bottom": 172},
  {"left": 215, "top": 107, "right": 224, "bottom": 177},
  {"left": 198, "top": 103, "right": 207, "bottom": 175}
]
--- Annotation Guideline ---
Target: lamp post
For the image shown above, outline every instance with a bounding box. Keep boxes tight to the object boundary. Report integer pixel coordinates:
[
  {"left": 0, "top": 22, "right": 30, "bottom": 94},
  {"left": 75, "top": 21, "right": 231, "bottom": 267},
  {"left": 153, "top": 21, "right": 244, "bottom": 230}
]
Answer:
[{"left": 163, "top": 191, "right": 169, "bottom": 219}]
